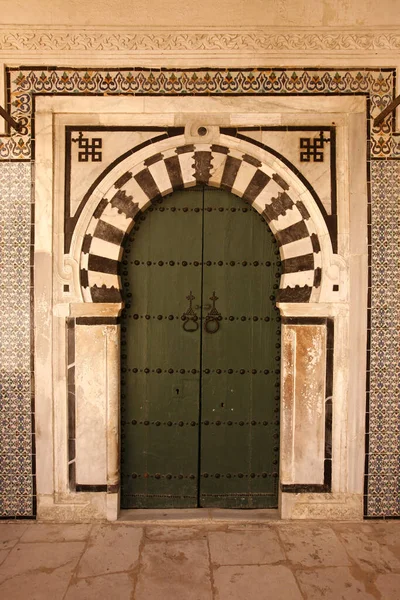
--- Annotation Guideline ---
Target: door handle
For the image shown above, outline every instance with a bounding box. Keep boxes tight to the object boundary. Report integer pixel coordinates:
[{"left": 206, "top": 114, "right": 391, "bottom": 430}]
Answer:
[
  {"left": 204, "top": 292, "right": 222, "bottom": 334},
  {"left": 181, "top": 291, "right": 199, "bottom": 332}
]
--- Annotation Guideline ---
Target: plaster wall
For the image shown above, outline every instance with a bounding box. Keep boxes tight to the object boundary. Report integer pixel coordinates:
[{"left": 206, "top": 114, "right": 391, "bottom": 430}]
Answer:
[
  {"left": 0, "top": 0, "right": 399, "bottom": 520},
  {"left": 1, "top": 0, "right": 399, "bottom": 27}
]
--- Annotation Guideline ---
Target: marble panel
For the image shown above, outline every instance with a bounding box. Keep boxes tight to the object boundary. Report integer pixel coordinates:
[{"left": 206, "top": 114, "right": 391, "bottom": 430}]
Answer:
[
  {"left": 75, "top": 325, "right": 108, "bottom": 485},
  {"left": 281, "top": 324, "right": 326, "bottom": 485}
]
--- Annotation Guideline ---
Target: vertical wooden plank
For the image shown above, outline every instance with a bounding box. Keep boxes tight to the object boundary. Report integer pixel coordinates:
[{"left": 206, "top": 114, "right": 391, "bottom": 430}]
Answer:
[
  {"left": 200, "top": 188, "right": 281, "bottom": 508},
  {"left": 121, "top": 190, "right": 203, "bottom": 508}
]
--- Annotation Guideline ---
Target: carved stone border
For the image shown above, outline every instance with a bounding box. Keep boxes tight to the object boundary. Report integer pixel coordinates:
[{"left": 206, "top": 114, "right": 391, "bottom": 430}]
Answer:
[{"left": 1, "top": 27, "right": 400, "bottom": 53}]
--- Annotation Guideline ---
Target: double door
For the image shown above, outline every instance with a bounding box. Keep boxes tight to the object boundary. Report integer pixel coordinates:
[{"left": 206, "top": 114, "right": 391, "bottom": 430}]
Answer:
[{"left": 121, "top": 187, "right": 281, "bottom": 508}]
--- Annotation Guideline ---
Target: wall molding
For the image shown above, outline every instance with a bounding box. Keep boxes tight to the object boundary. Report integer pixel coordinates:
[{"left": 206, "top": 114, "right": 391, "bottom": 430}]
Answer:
[{"left": 1, "top": 26, "right": 400, "bottom": 54}]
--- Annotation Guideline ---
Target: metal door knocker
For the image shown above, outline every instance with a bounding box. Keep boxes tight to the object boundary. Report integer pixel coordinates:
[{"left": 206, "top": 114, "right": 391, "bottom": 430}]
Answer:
[
  {"left": 181, "top": 291, "right": 199, "bottom": 332},
  {"left": 204, "top": 292, "right": 222, "bottom": 334}
]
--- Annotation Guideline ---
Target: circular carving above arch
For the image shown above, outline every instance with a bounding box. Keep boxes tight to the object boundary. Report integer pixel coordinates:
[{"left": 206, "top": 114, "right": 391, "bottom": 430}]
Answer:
[{"left": 78, "top": 138, "right": 328, "bottom": 304}]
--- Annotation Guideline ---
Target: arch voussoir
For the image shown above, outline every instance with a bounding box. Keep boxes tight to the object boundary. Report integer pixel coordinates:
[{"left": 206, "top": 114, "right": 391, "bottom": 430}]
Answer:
[{"left": 80, "top": 142, "right": 324, "bottom": 303}]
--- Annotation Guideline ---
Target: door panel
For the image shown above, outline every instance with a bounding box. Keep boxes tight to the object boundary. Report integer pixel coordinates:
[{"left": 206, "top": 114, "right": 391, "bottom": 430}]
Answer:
[
  {"left": 121, "top": 189, "right": 203, "bottom": 508},
  {"left": 200, "top": 188, "right": 280, "bottom": 508},
  {"left": 121, "top": 186, "right": 281, "bottom": 509}
]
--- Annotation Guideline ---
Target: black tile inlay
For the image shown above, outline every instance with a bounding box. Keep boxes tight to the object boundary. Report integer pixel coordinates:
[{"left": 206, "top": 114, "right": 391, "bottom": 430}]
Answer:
[
  {"left": 263, "top": 192, "right": 293, "bottom": 222},
  {"left": 282, "top": 254, "right": 314, "bottom": 274},
  {"left": 175, "top": 144, "right": 195, "bottom": 155},
  {"left": 144, "top": 153, "right": 164, "bottom": 167},
  {"left": 272, "top": 172, "right": 290, "bottom": 191},
  {"left": 114, "top": 171, "right": 133, "bottom": 189},
  {"left": 76, "top": 484, "right": 107, "bottom": 493},
  {"left": 68, "top": 438, "right": 76, "bottom": 461},
  {"left": 68, "top": 389, "right": 75, "bottom": 437},
  {"left": 80, "top": 269, "right": 89, "bottom": 288},
  {"left": 242, "top": 153, "right": 262, "bottom": 168},
  {"left": 243, "top": 169, "right": 271, "bottom": 204},
  {"left": 281, "top": 317, "right": 327, "bottom": 325},
  {"left": 324, "top": 459, "right": 332, "bottom": 483},
  {"left": 325, "top": 399, "right": 333, "bottom": 459},
  {"left": 72, "top": 132, "right": 102, "bottom": 162},
  {"left": 94, "top": 219, "right": 125, "bottom": 246},
  {"left": 90, "top": 285, "right": 122, "bottom": 303},
  {"left": 81, "top": 234, "right": 92, "bottom": 254},
  {"left": 210, "top": 144, "right": 229, "bottom": 155},
  {"left": 276, "top": 285, "right": 312, "bottom": 302},
  {"left": 221, "top": 156, "right": 241, "bottom": 191},
  {"left": 110, "top": 189, "right": 139, "bottom": 219},
  {"left": 295, "top": 200, "right": 310, "bottom": 220},
  {"left": 69, "top": 463, "right": 76, "bottom": 489},
  {"left": 76, "top": 317, "right": 120, "bottom": 325},
  {"left": 275, "top": 221, "right": 309, "bottom": 246},
  {"left": 107, "top": 484, "right": 120, "bottom": 494},
  {"left": 93, "top": 197, "right": 108, "bottom": 219},
  {"left": 194, "top": 151, "right": 212, "bottom": 184},
  {"left": 313, "top": 267, "right": 322, "bottom": 288},
  {"left": 67, "top": 319, "right": 75, "bottom": 366},
  {"left": 164, "top": 155, "right": 184, "bottom": 189},
  {"left": 134, "top": 168, "right": 162, "bottom": 202},
  {"left": 281, "top": 483, "right": 328, "bottom": 493},
  {"left": 310, "top": 233, "right": 321, "bottom": 253},
  {"left": 325, "top": 215, "right": 338, "bottom": 254},
  {"left": 88, "top": 255, "right": 119, "bottom": 275}
]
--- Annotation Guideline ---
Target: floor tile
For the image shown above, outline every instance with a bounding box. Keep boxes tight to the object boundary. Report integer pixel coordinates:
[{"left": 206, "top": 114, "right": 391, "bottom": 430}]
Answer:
[
  {"left": 145, "top": 526, "right": 208, "bottom": 541},
  {"left": 209, "top": 528, "right": 284, "bottom": 565},
  {"left": 277, "top": 524, "right": 350, "bottom": 567},
  {"left": 77, "top": 525, "right": 142, "bottom": 577},
  {"left": 336, "top": 530, "right": 400, "bottom": 573},
  {"left": 0, "top": 523, "right": 29, "bottom": 549},
  {"left": 375, "top": 573, "right": 400, "bottom": 599},
  {"left": 135, "top": 538, "right": 212, "bottom": 599},
  {"left": 296, "top": 566, "right": 376, "bottom": 599},
  {"left": 213, "top": 565, "right": 302, "bottom": 600},
  {"left": 21, "top": 523, "right": 91, "bottom": 543},
  {"left": 368, "top": 522, "right": 400, "bottom": 557},
  {"left": 0, "top": 541, "right": 85, "bottom": 600},
  {"left": 65, "top": 573, "right": 134, "bottom": 600}
]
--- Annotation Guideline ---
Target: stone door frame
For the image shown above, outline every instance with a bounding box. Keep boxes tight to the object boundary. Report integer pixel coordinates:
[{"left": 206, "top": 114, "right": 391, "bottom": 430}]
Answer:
[{"left": 34, "top": 95, "right": 367, "bottom": 521}]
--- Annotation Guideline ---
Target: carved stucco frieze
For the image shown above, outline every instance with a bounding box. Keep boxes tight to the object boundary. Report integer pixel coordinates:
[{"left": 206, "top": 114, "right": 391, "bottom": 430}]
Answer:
[{"left": 1, "top": 28, "right": 400, "bottom": 52}]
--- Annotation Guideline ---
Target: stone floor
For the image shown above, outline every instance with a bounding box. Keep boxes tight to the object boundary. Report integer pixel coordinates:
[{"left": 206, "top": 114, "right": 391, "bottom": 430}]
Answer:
[{"left": 0, "top": 519, "right": 399, "bottom": 599}]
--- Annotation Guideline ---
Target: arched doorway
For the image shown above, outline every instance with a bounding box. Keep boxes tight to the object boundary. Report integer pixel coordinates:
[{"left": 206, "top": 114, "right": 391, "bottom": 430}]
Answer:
[{"left": 120, "top": 185, "right": 281, "bottom": 509}]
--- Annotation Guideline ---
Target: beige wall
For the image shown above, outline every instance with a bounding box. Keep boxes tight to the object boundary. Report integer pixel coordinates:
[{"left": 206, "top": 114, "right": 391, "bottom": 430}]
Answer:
[{"left": 0, "top": 0, "right": 399, "bottom": 27}]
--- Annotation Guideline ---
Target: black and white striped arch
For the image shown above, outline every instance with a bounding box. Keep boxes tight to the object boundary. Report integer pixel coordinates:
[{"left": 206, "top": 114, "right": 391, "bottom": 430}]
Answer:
[{"left": 80, "top": 143, "right": 322, "bottom": 303}]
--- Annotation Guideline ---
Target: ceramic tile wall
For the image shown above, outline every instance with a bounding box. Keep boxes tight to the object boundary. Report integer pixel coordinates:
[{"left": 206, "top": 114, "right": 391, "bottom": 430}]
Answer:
[
  {"left": 0, "top": 66, "right": 399, "bottom": 517},
  {"left": 0, "top": 161, "right": 35, "bottom": 517},
  {"left": 367, "top": 160, "right": 400, "bottom": 517}
]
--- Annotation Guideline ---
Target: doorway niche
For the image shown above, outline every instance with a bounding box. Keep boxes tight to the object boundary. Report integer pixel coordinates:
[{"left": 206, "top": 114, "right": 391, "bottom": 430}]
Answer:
[{"left": 34, "top": 95, "right": 367, "bottom": 521}]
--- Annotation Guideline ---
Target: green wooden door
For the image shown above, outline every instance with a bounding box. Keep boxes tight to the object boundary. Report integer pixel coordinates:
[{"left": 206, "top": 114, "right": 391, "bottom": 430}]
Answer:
[{"left": 121, "top": 187, "right": 281, "bottom": 509}]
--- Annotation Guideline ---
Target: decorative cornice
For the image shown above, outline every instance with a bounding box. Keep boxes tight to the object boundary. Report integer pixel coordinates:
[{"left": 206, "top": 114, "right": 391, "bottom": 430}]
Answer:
[{"left": 1, "top": 27, "right": 400, "bottom": 53}]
